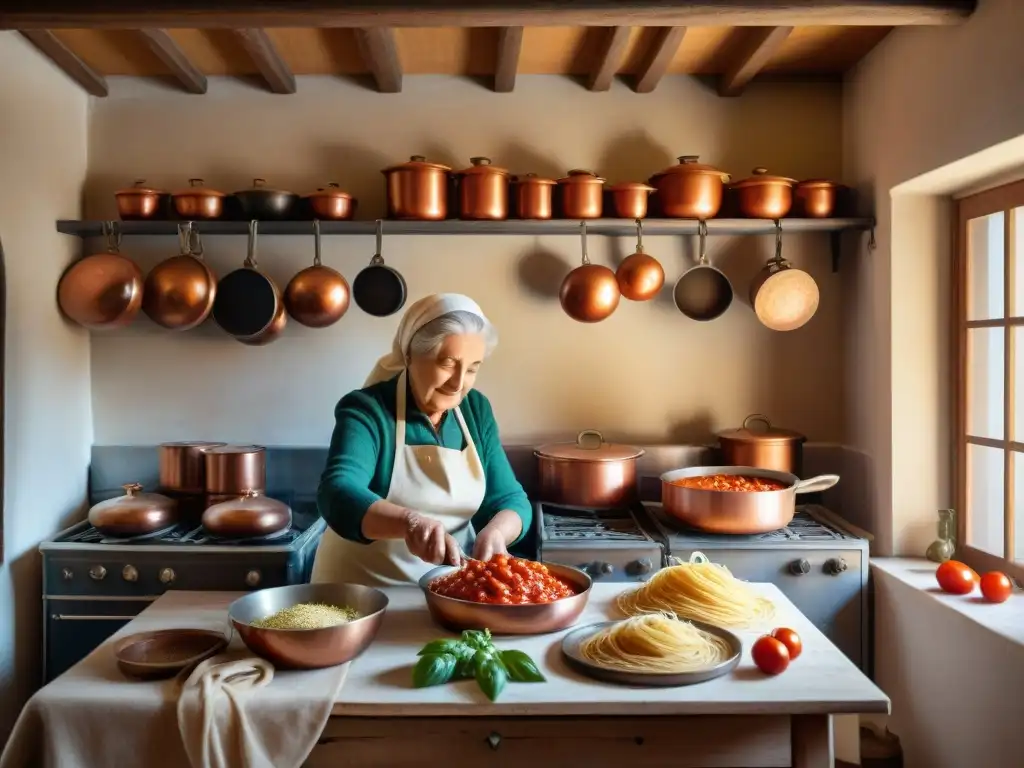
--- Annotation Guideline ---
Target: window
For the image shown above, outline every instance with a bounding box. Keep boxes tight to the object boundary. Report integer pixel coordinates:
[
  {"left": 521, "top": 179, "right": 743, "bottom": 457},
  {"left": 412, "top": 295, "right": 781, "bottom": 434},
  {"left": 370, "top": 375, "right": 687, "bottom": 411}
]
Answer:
[{"left": 955, "top": 179, "right": 1024, "bottom": 580}]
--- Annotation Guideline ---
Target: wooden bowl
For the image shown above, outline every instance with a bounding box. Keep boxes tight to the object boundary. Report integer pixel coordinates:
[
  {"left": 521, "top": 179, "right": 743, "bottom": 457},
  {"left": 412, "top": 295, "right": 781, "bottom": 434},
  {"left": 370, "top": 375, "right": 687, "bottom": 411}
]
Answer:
[{"left": 113, "top": 628, "right": 228, "bottom": 680}]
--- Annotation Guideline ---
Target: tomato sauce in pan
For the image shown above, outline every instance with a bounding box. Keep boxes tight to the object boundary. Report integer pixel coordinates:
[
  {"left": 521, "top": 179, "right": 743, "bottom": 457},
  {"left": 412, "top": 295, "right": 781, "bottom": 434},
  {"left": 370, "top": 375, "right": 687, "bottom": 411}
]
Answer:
[
  {"left": 668, "top": 474, "right": 789, "bottom": 492},
  {"left": 429, "top": 555, "right": 578, "bottom": 605}
]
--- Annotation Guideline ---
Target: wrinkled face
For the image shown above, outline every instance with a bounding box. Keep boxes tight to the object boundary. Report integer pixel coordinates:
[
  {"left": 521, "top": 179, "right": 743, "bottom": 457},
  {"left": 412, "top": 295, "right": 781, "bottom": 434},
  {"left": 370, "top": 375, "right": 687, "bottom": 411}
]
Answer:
[{"left": 407, "top": 333, "right": 486, "bottom": 417}]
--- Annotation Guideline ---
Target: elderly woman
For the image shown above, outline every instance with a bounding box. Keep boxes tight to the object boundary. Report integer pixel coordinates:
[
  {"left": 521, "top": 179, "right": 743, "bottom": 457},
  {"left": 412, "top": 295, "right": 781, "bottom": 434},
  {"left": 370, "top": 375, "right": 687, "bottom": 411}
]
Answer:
[{"left": 312, "top": 293, "right": 532, "bottom": 586}]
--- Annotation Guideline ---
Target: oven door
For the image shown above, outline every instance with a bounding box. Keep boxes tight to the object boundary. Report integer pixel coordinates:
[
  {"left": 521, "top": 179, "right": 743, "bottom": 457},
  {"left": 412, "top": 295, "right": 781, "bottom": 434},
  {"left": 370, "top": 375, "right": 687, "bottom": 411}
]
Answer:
[{"left": 44, "top": 597, "right": 152, "bottom": 682}]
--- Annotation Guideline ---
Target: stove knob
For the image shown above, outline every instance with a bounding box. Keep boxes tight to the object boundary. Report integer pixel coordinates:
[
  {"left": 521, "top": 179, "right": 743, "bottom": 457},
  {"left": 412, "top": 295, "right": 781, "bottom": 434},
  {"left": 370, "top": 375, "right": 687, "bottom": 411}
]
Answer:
[
  {"left": 789, "top": 559, "right": 811, "bottom": 576},
  {"left": 62, "top": 568, "right": 73, "bottom": 581},
  {"left": 577, "top": 563, "right": 593, "bottom": 575},
  {"left": 245, "top": 570, "right": 262, "bottom": 588},
  {"left": 626, "top": 558, "right": 653, "bottom": 576},
  {"left": 598, "top": 562, "right": 614, "bottom": 576},
  {"left": 122, "top": 565, "right": 139, "bottom": 583},
  {"left": 89, "top": 565, "right": 107, "bottom": 581},
  {"left": 825, "top": 557, "right": 848, "bottom": 576},
  {"left": 159, "top": 567, "right": 177, "bottom": 585}
]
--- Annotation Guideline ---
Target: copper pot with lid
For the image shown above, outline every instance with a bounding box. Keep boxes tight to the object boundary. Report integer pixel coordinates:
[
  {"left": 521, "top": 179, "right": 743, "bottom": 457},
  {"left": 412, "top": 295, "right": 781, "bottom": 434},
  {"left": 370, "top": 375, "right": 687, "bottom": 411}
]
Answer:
[
  {"left": 649, "top": 156, "right": 730, "bottom": 219},
  {"left": 88, "top": 483, "right": 179, "bottom": 537},
  {"left": 513, "top": 173, "right": 556, "bottom": 219},
  {"left": 202, "top": 490, "right": 292, "bottom": 539},
  {"left": 115, "top": 180, "right": 168, "bottom": 220},
  {"left": 606, "top": 182, "right": 655, "bottom": 219},
  {"left": 203, "top": 444, "right": 267, "bottom": 495},
  {"left": 160, "top": 441, "right": 226, "bottom": 494},
  {"left": 456, "top": 157, "right": 509, "bottom": 220},
  {"left": 717, "top": 414, "right": 807, "bottom": 476},
  {"left": 557, "top": 169, "right": 605, "bottom": 219},
  {"left": 382, "top": 155, "right": 451, "bottom": 221},
  {"left": 305, "top": 183, "right": 357, "bottom": 220},
  {"left": 172, "top": 179, "right": 226, "bottom": 220},
  {"left": 731, "top": 168, "right": 796, "bottom": 219},
  {"left": 793, "top": 179, "right": 839, "bottom": 218},
  {"left": 535, "top": 429, "right": 645, "bottom": 508}
]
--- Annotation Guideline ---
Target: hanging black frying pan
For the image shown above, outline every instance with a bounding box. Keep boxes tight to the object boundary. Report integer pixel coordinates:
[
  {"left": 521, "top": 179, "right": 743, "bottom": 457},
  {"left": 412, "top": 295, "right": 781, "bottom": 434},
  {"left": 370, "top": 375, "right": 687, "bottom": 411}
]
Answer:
[
  {"left": 673, "top": 219, "right": 734, "bottom": 322},
  {"left": 212, "top": 220, "right": 287, "bottom": 345},
  {"left": 352, "top": 220, "right": 407, "bottom": 317}
]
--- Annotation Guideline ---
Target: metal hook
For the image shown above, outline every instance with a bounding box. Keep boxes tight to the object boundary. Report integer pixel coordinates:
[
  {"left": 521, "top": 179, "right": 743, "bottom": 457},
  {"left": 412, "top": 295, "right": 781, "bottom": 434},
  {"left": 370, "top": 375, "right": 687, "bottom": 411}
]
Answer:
[
  {"left": 773, "top": 218, "right": 784, "bottom": 262},
  {"left": 177, "top": 222, "right": 191, "bottom": 255},
  {"left": 697, "top": 220, "right": 708, "bottom": 265},
  {"left": 104, "top": 220, "right": 122, "bottom": 253},
  {"left": 868, "top": 227, "right": 877, "bottom": 251},
  {"left": 579, "top": 220, "right": 590, "bottom": 265},
  {"left": 190, "top": 224, "right": 204, "bottom": 259},
  {"left": 313, "top": 220, "right": 322, "bottom": 266},
  {"left": 371, "top": 219, "right": 385, "bottom": 265},
  {"left": 245, "top": 219, "right": 258, "bottom": 268},
  {"left": 634, "top": 218, "right": 644, "bottom": 252}
]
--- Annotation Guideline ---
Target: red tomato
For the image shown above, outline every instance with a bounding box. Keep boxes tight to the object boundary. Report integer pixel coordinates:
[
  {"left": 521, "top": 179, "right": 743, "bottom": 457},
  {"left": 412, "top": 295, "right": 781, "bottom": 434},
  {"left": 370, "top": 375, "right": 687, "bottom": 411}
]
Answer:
[
  {"left": 935, "top": 560, "right": 977, "bottom": 595},
  {"left": 771, "top": 628, "right": 803, "bottom": 661},
  {"left": 980, "top": 571, "right": 1013, "bottom": 603},
  {"left": 752, "top": 635, "right": 790, "bottom": 675}
]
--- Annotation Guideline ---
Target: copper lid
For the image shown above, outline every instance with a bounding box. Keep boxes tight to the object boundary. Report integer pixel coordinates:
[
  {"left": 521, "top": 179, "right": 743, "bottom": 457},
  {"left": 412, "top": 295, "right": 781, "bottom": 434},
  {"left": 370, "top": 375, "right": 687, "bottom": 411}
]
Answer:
[
  {"left": 382, "top": 155, "right": 452, "bottom": 174},
  {"left": 306, "top": 182, "right": 353, "bottom": 199},
  {"left": 173, "top": 178, "right": 226, "bottom": 197},
  {"left": 653, "top": 156, "right": 730, "bottom": 181},
  {"left": 115, "top": 179, "right": 167, "bottom": 196},
  {"left": 557, "top": 169, "right": 606, "bottom": 185},
  {"left": 731, "top": 168, "right": 797, "bottom": 189},
  {"left": 87, "top": 483, "right": 176, "bottom": 523},
  {"left": 457, "top": 157, "right": 509, "bottom": 176},
  {"left": 233, "top": 178, "right": 296, "bottom": 196},
  {"left": 202, "top": 490, "right": 292, "bottom": 536},
  {"left": 606, "top": 182, "right": 656, "bottom": 192},
  {"left": 513, "top": 173, "right": 556, "bottom": 186},
  {"left": 795, "top": 179, "right": 839, "bottom": 189},
  {"left": 535, "top": 430, "right": 644, "bottom": 463},
  {"left": 717, "top": 414, "right": 806, "bottom": 444}
]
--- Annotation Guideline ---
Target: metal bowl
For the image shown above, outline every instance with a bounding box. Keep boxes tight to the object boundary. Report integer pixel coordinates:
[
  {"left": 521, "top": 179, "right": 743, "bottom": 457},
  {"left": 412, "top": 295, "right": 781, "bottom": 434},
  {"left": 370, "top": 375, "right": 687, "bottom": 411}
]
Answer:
[
  {"left": 228, "top": 583, "right": 389, "bottom": 669},
  {"left": 418, "top": 562, "right": 592, "bottom": 635}
]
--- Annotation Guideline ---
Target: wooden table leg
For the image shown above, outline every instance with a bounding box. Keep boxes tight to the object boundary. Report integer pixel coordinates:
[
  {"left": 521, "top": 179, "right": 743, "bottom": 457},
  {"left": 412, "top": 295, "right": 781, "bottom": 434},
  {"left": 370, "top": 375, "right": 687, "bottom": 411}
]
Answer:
[{"left": 792, "top": 714, "right": 834, "bottom": 768}]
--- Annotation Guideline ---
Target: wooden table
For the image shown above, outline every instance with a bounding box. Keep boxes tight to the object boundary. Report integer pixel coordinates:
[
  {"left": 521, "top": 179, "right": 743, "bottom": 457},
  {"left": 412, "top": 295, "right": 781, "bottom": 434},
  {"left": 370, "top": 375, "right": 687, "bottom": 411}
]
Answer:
[{"left": 309, "top": 583, "right": 889, "bottom": 768}]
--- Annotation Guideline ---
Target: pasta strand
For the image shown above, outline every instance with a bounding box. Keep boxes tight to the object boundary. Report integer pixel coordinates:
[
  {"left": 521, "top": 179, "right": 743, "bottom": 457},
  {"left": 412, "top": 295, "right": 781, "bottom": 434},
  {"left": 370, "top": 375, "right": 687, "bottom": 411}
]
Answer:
[{"left": 578, "top": 613, "right": 732, "bottom": 673}]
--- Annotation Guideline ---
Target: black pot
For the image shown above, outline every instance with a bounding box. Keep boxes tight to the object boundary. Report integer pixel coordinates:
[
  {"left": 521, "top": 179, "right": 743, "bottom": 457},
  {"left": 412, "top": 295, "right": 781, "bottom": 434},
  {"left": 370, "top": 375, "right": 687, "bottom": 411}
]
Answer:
[{"left": 232, "top": 179, "right": 299, "bottom": 221}]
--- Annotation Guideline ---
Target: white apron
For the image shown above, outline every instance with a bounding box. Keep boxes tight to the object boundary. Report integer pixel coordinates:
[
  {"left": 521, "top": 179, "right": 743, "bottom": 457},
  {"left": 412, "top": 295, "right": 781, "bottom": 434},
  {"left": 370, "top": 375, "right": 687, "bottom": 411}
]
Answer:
[{"left": 311, "top": 370, "right": 487, "bottom": 586}]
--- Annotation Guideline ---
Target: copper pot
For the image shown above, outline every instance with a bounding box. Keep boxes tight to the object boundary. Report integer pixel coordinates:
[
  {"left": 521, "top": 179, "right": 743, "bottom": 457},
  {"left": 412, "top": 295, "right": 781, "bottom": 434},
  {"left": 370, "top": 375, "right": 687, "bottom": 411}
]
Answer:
[
  {"left": 233, "top": 178, "right": 299, "bottom": 221},
  {"left": 203, "top": 444, "right": 266, "bottom": 495},
  {"left": 731, "top": 168, "right": 796, "bottom": 219},
  {"left": 513, "top": 173, "right": 556, "bottom": 219},
  {"left": 717, "top": 414, "right": 806, "bottom": 476},
  {"left": 202, "top": 490, "right": 292, "bottom": 539},
  {"left": 284, "top": 220, "right": 350, "bottom": 328},
  {"left": 382, "top": 155, "right": 451, "bottom": 221},
  {"left": 557, "top": 169, "right": 605, "bottom": 219},
  {"left": 115, "top": 180, "right": 168, "bottom": 220},
  {"left": 649, "top": 156, "right": 730, "bottom": 219},
  {"left": 660, "top": 466, "right": 838, "bottom": 534},
  {"left": 606, "top": 182, "right": 655, "bottom": 219},
  {"left": 88, "top": 482, "right": 178, "bottom": 537},
  {"left": 560, "top": 222, "right": 620, "bottom": 323},
  {"left": 143, "top": 223, "right": 217, "bottom": 331},
  {"left": 305, "top": 183, "right": 356, "bottom": 220},
  {"left": 160, "top": 441, "right": 226, "bottom": 493},
  {"left": 794, "top": 179, "right": 839, "bottom": 218},
  {"left": 172, "top": 179, "right": 226, "bottom": 220},
  {"left": 57, "top": 223, "right": 144, "bottom": 331},
  {"left": 616, "top": 219, "right": 664, "bottom": 302},
  {"left": 535, "top": 430, "right": 645, "bottom": 508},
  {"left": 456, "top": 157, "right": 509, "bottom": 220}
]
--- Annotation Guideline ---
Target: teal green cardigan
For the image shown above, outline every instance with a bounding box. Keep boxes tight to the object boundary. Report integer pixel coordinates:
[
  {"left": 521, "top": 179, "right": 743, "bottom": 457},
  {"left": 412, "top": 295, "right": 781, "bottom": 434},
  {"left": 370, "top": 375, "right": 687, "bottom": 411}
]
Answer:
[{"left": 317, "top": 374, "right": 532, "bottom": 545}]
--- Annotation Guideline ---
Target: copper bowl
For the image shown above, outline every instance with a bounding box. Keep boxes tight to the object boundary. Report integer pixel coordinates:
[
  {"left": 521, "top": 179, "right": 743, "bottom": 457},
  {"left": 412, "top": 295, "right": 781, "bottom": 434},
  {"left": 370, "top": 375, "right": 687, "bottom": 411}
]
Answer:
[
  {"left": 419, "top": 563, "right": 592, "bottom": 635},
  {"left": 114, "top": 628, "right": 228, "bottom": 680},
  {"left": 229, "top": 583, "right": 389, "bottom": 669}
]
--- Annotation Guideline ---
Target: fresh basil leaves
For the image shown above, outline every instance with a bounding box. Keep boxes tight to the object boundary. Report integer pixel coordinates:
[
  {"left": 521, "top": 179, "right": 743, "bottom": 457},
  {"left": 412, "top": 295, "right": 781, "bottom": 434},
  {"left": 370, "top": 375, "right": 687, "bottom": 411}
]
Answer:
[{"left": 412, "top": 629, "right": 545, "bottom": 701}]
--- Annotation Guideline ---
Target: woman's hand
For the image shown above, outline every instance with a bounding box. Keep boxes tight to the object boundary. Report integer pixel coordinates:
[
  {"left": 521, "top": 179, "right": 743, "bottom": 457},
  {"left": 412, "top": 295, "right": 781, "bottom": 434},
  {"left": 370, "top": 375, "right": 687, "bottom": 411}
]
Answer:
[
  {"left": 403, "top": 511, "right": 463, "bottom": 567},
  {"left": 471, "top": 509, "right": 523, "bottom": 562}
]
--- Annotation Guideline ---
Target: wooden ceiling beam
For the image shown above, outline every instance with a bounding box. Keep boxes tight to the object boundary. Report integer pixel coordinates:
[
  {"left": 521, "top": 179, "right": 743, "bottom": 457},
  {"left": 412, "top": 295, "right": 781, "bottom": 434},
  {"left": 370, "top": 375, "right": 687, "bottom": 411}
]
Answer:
[
  {"left": 493, "top": 26, "right": 523, "bottom": 92},
  {"left": 718, "top": 25, "right": 793, "bottom": 97},
  {"left": 633, "top": 26, "right": 686, "bottom": 94},
  {"left": 0, "top": 1, "right": 978, "bottom": 30},
  {"left": 235, "top": 28, "right": 295, "bottom": 94},
  {"left": 587, "top": 26, "right": 630, "bottom": 92},
  {"left": 19, "top": 30, "right": 108, "bottom": 96},
  {"left": 354, "top": 28, "right": 402, "bottom": 93},
  {"left": 139, "top": 28, "right": 207, "bottom": 94}
]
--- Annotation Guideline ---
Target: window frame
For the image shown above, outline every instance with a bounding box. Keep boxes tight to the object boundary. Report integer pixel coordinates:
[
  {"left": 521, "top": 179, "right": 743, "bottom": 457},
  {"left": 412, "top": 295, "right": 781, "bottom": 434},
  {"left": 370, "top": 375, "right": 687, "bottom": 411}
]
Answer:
[{"left": 954, "top": 178, "right": 1024, "bottom": 583}]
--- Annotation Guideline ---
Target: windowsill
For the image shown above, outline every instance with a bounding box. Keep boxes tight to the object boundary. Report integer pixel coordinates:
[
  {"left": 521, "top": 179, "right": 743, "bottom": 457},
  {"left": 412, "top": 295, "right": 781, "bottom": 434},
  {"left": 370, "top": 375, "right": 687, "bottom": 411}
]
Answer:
[{"left": 870, "top": 558, "right": 1024, "bottom": 647}]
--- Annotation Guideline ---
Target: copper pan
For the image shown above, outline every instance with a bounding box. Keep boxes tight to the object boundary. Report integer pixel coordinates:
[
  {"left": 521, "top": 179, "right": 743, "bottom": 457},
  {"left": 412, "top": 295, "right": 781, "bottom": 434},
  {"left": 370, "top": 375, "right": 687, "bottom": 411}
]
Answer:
[
  {"left": 559, "top": 221, "right": 620, "bottom": 323},
  {"left": 143, "top": 222, "right": 217, "bottom": 330},
  {"left": 57, "top": 222, "right": 144, "bottom": 331},
  {"left": 202, "top": 490, "right": 291, "bottom": 539},
  {"left": 749, "top": 221, "right": 819, "bottom": 332},
  {"left": 88, "top": 483, "right": 178, "bottom": 537},
  {"left": 212, "top": 220, "right": 287, "bottom": 344},
  {"left": 660, "top": 465, "right": 839, "bottom": 534},
  {"left": 284, "top": 220, "right": 350, "bottom": 328},
  {"left": 615, "top": 219, "right": 664, "bottom": 302}
]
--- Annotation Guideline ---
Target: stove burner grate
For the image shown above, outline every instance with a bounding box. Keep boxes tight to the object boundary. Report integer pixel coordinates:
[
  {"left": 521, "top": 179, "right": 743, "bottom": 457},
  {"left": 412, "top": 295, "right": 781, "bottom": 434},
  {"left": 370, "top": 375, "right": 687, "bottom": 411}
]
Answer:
[
  {"left": 651, "top": 508, "right": 854, "bottom": 543},
  {"left": 539, "top": 503, "right": 653, "bottom": 542}
]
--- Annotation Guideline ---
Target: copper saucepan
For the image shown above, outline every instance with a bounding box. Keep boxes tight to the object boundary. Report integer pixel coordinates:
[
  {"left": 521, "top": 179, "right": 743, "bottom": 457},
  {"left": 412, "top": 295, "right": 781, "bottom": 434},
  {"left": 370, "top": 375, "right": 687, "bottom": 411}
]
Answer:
[
  {"left": 57, "top": 221, "right": 144, "bottom": 331},
  {"left": 560, "top": 221, "right": 620, "bottom": 323},
  {"left": 717, "top": 414, "right": 806, "bottom": 476},
  {"left": 535, "top": 430, "right": 645, "bottom": 508},
  {"left": 659, "top": 465, "right": 839, "bottom": 534},
  {"left": 143, "top": 222, "right": 217, "bottom": 330},
  {"left": 284, "top": 220, "right": 351, "bottom": 328}
]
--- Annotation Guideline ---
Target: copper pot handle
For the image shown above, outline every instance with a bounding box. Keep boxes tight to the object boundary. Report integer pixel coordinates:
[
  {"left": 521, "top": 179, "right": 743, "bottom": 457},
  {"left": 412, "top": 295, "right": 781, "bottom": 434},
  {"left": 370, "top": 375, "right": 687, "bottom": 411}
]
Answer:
[
  {"left": 741, "top": 414, "right": 773, "bottom": 432},
  {"left": 313, "top": 219, "right": 322, "bottom": 266},
  {"left": 697, "top": 220, "right": 709, "bottom": 266},
  {"left": 252, "top": 178, "right": 267, "bottom": 188},
  {"left": 792, "top": 475, "right": 840, "bottom": 494},
  {"left": 767, "top": 219, "right": 788, "bottom": 270},
  {"left": 634, "top": 219, "right": 644, "bottom": 253},
  {"left": 244, "top": 220, "right": 259, "bottom": 269},
  {"left": 122, "top": 482, "right": 143, "bottom": 496},
  {"left": 188, "top": 178, "right": 205, "bottom": 188},
  {"left": 575, "top": 430, "right": 605, "bottom": 449},
  {"left": 579, "top": 221, "right": 590, "bottom": 266},
  {"left": 370, "top": 219, "right": 385, "bottom": 266},
  {"left": 103, "top": 220, "right": 122, "bottom": 254}
]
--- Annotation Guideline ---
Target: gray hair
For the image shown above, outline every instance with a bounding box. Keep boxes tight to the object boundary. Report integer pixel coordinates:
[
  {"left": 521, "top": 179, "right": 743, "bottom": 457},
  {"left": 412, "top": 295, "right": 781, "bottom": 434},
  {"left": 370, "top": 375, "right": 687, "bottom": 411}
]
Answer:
[{"left": 407, "top": 310, "right": 498, "bottom": 359}]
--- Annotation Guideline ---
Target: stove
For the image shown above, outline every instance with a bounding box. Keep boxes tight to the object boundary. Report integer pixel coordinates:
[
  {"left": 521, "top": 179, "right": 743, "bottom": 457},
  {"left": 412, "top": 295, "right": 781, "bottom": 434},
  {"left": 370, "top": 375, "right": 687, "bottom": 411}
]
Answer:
[{"left": 39, "top": 499, "right": 326, "bottom": 682}]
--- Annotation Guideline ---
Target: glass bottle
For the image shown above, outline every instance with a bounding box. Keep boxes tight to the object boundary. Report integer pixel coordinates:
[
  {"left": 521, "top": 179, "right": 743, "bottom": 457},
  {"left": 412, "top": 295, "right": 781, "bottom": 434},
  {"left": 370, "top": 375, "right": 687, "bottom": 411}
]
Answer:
[{"left": 926, "top": 508, "right": 956, "bottom": 563}]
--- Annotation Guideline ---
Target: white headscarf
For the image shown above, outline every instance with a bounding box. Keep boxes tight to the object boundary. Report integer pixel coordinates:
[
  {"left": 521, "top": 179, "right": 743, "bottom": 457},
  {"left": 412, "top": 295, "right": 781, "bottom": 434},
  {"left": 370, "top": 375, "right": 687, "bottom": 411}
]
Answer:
[{"left": 364, "top": 293, "right": 491, "bottom": 387}]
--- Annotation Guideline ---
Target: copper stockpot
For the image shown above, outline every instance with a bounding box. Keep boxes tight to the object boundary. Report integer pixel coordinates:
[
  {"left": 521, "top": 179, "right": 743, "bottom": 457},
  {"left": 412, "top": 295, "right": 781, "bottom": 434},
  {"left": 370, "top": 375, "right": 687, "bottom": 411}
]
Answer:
[
  {"left": 172, "top": 179, "right": 226, "bottom": 220},
  {"left": 160, "top": 441, "right": 226, "bottom": 493},
  {"left": 142, "top": 223, "right": 217, "bottom": 331},
  {"left": 284, "top": 220, "right": 350, "bottom": 328},
  {"left": 382, "top": 155, "right": 451, "bottom": 221},
  {"left": 305, "top": 183, "right": 357, "bottom": 220},
  {"left": 557, "top": 169, "right": 605, "bottom": 219},
  {"left": 203, "top": 444, "right": 267, "bottom": 495},
  {"left": 513, "top": 173, "right": 556, "bottom": 219},
  {"left": 717, "top": 414, "right": 806, "bottom": 476},
  {"left": 115, "top": 180, "right": 168, "bottom": 220},
  {"left": 731, "top": 168, "right": 796, "bottom": 219},
  {"left": 456, "top": 157, "right": 509, "bottom": 220},
  {"left": 202, "top": 490, "right": 292, "bottom": 539},
  {"left": 559, "top": 222, "right": 620, "bottom": 323},
  {"left": 794, "top": 179, "right": 839, "bottom": 218},
  {"left": 88, "top": 483, "right": 179, "bottom": 538},
  {"left": 649, "top": 156, "right": 730, "bottom": 219},
  {"left": 57, "top": 224, "right": 144, "bottom": 331},
  {"left": 535, "top": 430, "right": 645, "bottom": 508},
  {"left": 660, "top": 466, "right": 839, "bottom": 534},
  {"left": 606, "top": 182, "right": 655, "bottom": 219}
]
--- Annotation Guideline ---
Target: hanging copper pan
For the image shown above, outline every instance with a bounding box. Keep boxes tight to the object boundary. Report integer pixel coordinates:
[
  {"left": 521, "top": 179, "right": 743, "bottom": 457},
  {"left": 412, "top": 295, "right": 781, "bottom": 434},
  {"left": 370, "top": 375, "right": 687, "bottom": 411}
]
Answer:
[
  {"left": 284, "top": 220, "right": 350, "bottom": 328},
  {"left": 749, "top": 221, "right": 819, "bottom": 332},
  {"left": 142, "top": 222, "right": 217, "bottom": 331},
  {"left": 615, "top": 219, "right": 664, "bottom": 302},
  {"left": 57, "top": 221, "right": 144, "bottom": 331},
  {"left": 560, "top": 221, "right": 620, "bottom": 323}
]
